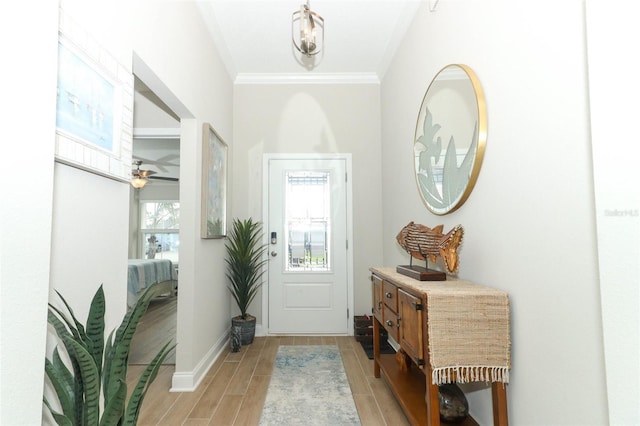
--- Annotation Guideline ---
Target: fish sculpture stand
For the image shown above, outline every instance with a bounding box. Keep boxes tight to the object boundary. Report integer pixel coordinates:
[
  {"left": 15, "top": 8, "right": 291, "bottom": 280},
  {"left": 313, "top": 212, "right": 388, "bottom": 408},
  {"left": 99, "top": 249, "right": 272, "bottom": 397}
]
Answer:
[{"left": 396, "top": 221, "right": 464, "bottom": 281}]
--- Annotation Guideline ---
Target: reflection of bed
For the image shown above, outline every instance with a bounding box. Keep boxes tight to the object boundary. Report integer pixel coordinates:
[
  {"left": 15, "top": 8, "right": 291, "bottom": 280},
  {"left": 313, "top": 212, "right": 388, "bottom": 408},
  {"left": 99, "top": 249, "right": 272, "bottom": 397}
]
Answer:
[{"left": 127, "top": 259, "right": 177, "bottom": 308}]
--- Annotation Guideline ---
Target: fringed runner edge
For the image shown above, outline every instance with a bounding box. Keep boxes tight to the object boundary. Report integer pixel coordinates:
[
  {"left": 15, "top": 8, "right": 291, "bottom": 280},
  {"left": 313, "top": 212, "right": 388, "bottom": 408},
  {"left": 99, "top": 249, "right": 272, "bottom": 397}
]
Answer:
[{"left": 432, "top": 366, "right": 510, "bottom": 385}]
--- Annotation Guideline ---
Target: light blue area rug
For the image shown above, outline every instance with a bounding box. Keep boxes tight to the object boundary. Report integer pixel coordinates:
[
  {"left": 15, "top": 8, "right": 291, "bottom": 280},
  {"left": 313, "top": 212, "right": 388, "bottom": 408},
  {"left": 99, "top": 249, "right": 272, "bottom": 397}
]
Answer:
[{"left": 259, "top": 345, "right": 361, "bottom": 425}]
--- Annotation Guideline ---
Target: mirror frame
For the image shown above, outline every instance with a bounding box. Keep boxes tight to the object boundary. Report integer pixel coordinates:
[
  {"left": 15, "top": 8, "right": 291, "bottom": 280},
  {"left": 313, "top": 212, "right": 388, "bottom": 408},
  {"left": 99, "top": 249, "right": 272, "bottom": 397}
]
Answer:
[{"left": 413, "top": 64, "right": 487, "bottom": 215}]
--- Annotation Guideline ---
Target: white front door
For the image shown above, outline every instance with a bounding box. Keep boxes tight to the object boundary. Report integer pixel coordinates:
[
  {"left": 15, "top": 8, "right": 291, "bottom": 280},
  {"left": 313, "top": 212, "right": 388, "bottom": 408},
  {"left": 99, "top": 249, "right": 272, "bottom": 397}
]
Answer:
[{"left": 265, "top": 156, "right": 350, "bottom": 334}]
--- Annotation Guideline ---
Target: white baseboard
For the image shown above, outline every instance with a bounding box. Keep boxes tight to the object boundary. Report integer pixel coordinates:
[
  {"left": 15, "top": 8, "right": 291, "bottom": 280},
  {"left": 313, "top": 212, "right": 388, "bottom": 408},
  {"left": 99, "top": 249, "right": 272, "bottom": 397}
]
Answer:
[
  {"left": 255, "top": 323, "right": 266, "bottom": 337},
  {"left": 170, "top": 330, "right": 229, "bottom": 392}
]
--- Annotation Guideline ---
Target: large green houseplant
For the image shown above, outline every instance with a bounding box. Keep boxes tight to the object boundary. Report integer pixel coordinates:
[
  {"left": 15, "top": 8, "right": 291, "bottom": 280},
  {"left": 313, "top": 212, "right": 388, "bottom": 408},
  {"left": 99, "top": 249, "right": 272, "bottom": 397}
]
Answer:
[
  {"left": 225, "top": 218, "right": 268, "bottom": 345},
  {"left": 44, "top": 285, "right": 174, "bottom": 426}
]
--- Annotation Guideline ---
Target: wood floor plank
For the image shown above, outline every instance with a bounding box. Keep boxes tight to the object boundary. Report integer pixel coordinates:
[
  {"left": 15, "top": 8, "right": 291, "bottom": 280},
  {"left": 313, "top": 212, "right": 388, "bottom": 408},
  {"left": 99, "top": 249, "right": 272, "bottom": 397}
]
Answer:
[
  {"left": 341, "top": 348, "right": 372, "bottom": 395},
  {"left": 188, "top": 361, "right": 239, "bottom": 419},
  {"left": 224, "top": 345, "right": 247, "bottom": 362},
  {"left": 232, "top": 374, "right": 271, "bottom": 426},
  {"left": 352, "top": 394, "right": 386, "bottom": 426},
  {"left": 254, "top": 339, "right": 278, "bottom": 376},
  {"left": 207, "top": 347, "right": 232, "bottom": 379},
  {"left": 157, "top": 392, "right": 206, "bottom": 425},
  {"left": 293, "top": 336, "right": 309, "bottom": 345},
  {"left": 208, "top": 394, "right": 244, "bottom": 425},
  {"left": 158, "top": 361, "right": 225, "bottom": 425},
  {"left": 248, "top": 336, "right": 266, "bottom": 351},
  {"left": 354, "top": 340, "right": 376, "bottom": 377},
  {"left": 135, "top": 366, "right": 180, "bottom": 425},
  {"left": 322, "top": 335, "right": 338, "bottom": 345},
  {"left": 276, "top": 335, "right": 295, "bottom": 345},
  {"left": 337, "top": 335, "right": 357, "bottom": 351},
  {"left": 367, "top": 376, "right": 411, "bottom": 425},
  {"left": 306, "top": 336, "right": 324, "bottom": 345},
  {"left": 225, "top": 350, "right": 261, "bottom": 395},
  {"left": 130, "top": 296, "right": 177, "bottom": 365},
  {"left": 182, "top": 419, "right": 210, "bottom": 426}
]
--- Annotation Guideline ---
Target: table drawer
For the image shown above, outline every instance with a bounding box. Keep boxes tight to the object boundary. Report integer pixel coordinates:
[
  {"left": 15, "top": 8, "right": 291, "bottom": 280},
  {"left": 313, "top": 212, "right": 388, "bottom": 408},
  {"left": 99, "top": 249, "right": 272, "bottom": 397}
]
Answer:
[
  {"left": 383, "top": 304, "right": 399, "bottom": 341},
  {"left": 383, "top": 280, "right": 398, "bottom": 311}
]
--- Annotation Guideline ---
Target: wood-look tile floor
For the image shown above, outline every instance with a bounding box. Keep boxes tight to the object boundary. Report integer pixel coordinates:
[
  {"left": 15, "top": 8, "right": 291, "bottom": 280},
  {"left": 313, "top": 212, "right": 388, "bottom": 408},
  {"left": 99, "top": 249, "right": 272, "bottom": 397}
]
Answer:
[{"left": 126, "top": 335, "right": 410, "bottom": 425}]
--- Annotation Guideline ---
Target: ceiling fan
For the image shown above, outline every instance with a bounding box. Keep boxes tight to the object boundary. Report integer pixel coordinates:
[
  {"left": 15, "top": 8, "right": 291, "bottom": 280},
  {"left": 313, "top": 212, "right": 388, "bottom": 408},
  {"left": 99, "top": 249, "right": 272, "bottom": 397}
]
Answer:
[{"left": 131, "top": 160, "right": 178, "bottom": 188}]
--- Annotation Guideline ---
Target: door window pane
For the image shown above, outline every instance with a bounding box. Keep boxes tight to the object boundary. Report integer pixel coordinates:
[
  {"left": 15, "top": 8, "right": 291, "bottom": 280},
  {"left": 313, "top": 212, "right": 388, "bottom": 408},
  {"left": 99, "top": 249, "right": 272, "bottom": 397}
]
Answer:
[{"left": 285, "top": 171, "right": 330, "bottom": 272}]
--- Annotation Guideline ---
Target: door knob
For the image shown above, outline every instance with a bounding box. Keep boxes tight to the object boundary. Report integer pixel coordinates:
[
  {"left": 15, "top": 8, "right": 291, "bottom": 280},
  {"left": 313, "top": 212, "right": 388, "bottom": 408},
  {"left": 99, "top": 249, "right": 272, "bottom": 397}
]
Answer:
[{"left": 271, "top": 251, "right": 278, "bottom": 257}]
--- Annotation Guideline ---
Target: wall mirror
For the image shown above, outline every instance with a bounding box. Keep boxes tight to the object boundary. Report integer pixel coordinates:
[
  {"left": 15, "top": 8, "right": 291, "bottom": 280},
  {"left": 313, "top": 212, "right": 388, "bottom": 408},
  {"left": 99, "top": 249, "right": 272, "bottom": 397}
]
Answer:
[{"left": 414, "top": 64, "right": 487, "bottom": 215}]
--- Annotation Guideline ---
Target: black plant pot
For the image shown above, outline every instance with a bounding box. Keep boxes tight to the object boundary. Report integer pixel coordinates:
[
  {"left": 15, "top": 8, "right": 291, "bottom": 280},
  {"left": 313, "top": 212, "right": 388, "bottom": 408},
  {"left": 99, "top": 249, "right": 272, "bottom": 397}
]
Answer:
[{"left": 231, "top": 315, "right": 256, "bottom": 345}]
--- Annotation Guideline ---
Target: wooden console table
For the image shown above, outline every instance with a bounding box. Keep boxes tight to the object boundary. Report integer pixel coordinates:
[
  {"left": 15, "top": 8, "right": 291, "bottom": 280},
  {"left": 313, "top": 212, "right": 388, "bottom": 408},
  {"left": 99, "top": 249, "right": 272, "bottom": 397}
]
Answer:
[{"left": 370, "top": 267, "right": 511, "bottom": 426}]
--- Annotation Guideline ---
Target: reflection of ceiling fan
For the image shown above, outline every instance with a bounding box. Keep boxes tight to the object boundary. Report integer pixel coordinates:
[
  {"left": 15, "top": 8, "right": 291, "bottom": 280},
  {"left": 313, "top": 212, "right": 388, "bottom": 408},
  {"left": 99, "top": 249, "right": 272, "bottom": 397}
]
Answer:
[{"left": 131, "top": 160, "right": 178, "bottom": 188}]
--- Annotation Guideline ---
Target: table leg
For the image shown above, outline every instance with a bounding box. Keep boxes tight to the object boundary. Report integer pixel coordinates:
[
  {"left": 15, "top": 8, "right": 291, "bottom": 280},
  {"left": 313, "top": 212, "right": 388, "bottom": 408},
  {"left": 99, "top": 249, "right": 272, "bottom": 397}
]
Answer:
[
  {"left": 373, "top": 318, "right": 380, "bottom": 378},
  {"left": 491, "top": 382, "right": 508, "bottom": 426},
  {"left": 425, "top": 372, "right": 440, "bottom": 426}
]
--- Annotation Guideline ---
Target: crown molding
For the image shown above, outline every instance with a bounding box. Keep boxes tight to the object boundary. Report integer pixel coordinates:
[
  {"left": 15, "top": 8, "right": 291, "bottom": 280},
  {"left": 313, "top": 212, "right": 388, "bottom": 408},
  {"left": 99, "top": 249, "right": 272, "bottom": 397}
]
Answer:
[{"left": 233, "top": 72, "right": 381, "bottom": 85}]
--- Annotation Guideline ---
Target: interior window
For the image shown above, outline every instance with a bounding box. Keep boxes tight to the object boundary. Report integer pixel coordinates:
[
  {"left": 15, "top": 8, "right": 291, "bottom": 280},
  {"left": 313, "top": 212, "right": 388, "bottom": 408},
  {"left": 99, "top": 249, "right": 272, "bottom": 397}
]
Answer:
[{"left": 140, "top": 201, "right": 179, "bottom": 262}]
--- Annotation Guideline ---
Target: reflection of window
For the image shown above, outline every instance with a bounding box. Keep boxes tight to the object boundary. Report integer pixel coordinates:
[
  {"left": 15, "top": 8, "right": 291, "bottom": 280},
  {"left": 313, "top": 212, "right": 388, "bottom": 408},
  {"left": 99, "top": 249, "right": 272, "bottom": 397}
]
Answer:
[{"left": 140, "top": 201, "right": 179, "bottom": 263}]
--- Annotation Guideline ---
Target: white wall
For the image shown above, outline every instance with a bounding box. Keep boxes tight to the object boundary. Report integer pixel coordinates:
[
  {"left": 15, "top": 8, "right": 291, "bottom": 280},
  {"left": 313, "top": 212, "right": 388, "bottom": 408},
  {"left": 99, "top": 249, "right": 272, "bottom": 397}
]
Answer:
[
  {"left": 49, "top": 163, "right": 131, "bottom": 332},
  {"left": 233, "top": 83, "right": 384, "bottom": 324},
  {"left": 0, "top": 2, "right": 59, "bottom": 424},
  {"left": 51, "top": 0, "right": 234, "bottom": 394},
  {"left": 1, "top": 0, "right": 233, "bottom": 422},
  {"left": 382, "top": 1, "right": 607, "bottom": 424},
  {"left": 586, "top": 1, "right": 640, "bottom": 424},
  {"left": 129, "top": 1, "right": 233, "bottom": 389}
]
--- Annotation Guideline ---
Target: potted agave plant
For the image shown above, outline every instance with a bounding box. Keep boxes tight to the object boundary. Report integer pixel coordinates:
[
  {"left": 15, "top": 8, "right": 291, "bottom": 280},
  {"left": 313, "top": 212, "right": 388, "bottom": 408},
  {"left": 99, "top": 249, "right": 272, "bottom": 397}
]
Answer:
[
  {"left": 44, "top": 285, "right": 174, "bottom": 425},
  {"left": 225, "top": 218, "right": 268, "bottom": 345}
]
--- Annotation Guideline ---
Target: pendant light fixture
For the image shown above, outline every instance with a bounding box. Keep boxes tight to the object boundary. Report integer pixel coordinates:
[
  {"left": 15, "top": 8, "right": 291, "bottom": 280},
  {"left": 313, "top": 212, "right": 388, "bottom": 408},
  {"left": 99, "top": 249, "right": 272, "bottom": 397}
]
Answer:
[{"left": 292, "top": 1, "right": 324, "bottom": 57}]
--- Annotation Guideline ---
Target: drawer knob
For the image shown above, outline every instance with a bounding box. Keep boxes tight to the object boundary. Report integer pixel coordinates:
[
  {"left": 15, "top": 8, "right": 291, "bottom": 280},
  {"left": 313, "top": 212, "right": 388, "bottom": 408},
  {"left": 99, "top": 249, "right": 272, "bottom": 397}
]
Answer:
[
  {"left": 386, "top": 320, "right": 393, "bottom": 326},
  {"left": 385, "top": 292, "right": 393, "bottom": 298}
]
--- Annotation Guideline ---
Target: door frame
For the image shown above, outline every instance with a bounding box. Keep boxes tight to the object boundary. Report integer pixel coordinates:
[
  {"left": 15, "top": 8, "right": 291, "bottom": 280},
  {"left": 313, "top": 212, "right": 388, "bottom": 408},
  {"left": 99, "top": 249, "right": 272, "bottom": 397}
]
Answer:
[{"left": 262, "top": 153, "right": 354, "bottom": 335}]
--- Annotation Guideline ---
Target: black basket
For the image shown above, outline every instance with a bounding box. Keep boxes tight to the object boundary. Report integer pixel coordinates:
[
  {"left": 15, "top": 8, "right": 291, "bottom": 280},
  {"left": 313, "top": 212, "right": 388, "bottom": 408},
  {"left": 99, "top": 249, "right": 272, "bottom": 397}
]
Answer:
[{"left": 354, "top": 315, "right": 387, "bottom": 343}]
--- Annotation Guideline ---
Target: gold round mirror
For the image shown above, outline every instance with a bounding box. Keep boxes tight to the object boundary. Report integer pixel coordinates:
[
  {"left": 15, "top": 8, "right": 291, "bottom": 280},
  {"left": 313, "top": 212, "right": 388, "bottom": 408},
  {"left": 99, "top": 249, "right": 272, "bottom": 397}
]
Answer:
[{"left": 414, "top": 64, "right": 487, "bottom": 215}]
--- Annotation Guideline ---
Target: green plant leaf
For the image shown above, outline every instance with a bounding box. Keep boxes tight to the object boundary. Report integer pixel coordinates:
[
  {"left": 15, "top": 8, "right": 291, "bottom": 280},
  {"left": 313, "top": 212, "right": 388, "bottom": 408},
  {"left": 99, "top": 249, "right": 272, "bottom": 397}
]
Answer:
[
  {"left": 52, "top": 348, "right": 75, "bottom": 395},
  {"left": 65, "top": 338, "right": 101, "bottom": 426},
  {"left": 86, "top": 285, "right": 105, "bottom": 378},
  {"left": 43, "top": 397, "right": 74, "bottom": 426},
  {"left": 47, "top": 308, "right": 86, "bottom": 423},
  {"left": 123, "top": 341, "right": 176, "bottom": 425},
  {"left": 53, "top": 290, "right": 88, "bottom": 341},
  {"left": 44, "top": 349, "right": 75, "bottom": 424},
  {"left": 102, "top": 330, "right": 115, "bottom": 398},
  {"left": 48, "top": 303, "right": 82, "bottom": 342},
  {"left": 99, "top": 378, "right": 126, "bottom": 426},
  {"left": 104, "top": 286, "right": 154, "bottom": 408}
]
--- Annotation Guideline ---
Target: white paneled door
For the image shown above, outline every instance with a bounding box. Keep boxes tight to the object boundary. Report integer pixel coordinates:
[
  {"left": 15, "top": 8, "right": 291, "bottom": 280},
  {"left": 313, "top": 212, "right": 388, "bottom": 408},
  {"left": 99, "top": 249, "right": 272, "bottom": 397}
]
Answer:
[{"left": 266, "top": 157, "right": 349, "bottom": 334}]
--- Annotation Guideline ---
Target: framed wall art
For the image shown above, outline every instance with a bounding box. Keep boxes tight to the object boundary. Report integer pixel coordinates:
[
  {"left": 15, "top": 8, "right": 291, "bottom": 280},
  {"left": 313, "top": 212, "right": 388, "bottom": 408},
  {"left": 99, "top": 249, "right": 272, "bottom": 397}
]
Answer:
[
  {"left": 201, "top": 123, "right": 228, "bottom": 239},
  {"left": 54, "top": 8, "right": 134, "bottom": 182}
]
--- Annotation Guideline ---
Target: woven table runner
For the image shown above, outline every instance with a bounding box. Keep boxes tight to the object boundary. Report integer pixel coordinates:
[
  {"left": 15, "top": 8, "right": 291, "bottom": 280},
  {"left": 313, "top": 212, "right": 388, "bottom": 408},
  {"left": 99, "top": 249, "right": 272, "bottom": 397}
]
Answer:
[{"left": 371, "top": 267, "right": 511, "bottom": 385}]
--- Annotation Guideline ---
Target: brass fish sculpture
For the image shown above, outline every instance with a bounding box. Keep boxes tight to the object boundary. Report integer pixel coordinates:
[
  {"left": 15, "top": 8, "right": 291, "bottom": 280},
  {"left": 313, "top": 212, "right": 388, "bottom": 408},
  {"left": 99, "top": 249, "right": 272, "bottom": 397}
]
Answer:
[{"left": 396, "top": 222, "right": 464, "bottom": 273}]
